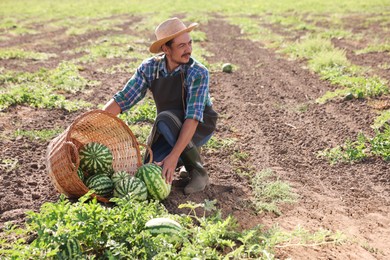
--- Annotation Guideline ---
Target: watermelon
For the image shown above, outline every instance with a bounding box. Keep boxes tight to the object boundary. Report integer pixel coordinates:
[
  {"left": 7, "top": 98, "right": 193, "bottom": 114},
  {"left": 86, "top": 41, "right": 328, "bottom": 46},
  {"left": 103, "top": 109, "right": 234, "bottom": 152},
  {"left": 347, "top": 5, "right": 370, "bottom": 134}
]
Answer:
[
  {"left": 111, "top": 171, "right": 130, "bottom": 184},
  {"left": 79, "top": 142, "right": 113, "bottom": 176},
  {"left": 113, "top": 176, "right": 148, "bottom": 201},
  {"left": 145, "top": 217, "right": 182, "bottom": 236},
  {"left": 135, "top": 163, "right": 171, "bottom": 201},
  {"left": 57, "top": 238, "right": 81, "bottom": 259},
  {"left": 85, "top": 174, "right": 114, "bottom": 198},
  {"left": 222, "top": 63, "right": 233, "bottom": 73},
  {"left": 76, "top": 167, "right": 85, "bottom": 182}
]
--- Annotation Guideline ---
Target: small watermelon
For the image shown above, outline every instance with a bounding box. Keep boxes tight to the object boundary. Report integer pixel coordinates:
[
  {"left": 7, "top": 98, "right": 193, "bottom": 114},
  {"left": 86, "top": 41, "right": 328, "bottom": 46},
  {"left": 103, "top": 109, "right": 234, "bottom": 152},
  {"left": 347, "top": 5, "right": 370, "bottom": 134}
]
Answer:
[
  {"left": 79, "top": 142, "right": 113, "bottom": 176},
  {"left": 145, "top": 217, "right": 182, "bottom": 236},
  {"left": 135, "top": 163, "right": 171, "bottom": 201},
  {"left": 113, "top": 176, "right": 148, "bottom": 201},
  {"left": 111, "top": 171, "right": 130, "bottom": 184},
  {"left": 222, "top": 63, "right": 233, "bottom": 73},
  {"left": 85, "top": 174, "right": 114, "bottom": 198}
]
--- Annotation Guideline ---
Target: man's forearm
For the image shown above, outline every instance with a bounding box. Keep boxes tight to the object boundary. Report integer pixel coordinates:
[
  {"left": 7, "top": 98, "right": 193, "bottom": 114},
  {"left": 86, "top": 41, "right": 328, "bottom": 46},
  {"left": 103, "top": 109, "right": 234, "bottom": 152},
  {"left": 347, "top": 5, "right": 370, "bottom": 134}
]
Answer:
[
  {"left": 103, "top": 99, "right": 122, "bottom": 116},
  {"left": 170, "top": 119, "right": 199, "bottom": 158}
]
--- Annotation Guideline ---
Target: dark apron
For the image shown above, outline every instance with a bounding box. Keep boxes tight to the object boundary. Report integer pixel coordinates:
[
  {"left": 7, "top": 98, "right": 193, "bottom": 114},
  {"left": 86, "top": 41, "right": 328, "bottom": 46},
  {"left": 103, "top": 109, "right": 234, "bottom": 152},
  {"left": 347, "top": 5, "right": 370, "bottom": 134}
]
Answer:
[{"left": 147, "top": 71, "right": 218, "bottom": 148}]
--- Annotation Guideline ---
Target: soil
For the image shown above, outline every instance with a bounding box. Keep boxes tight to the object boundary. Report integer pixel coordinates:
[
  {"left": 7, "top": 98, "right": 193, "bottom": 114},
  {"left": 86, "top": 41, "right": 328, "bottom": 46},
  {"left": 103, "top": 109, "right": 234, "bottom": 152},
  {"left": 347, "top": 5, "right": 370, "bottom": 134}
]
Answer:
[{"left": 1, "top": 14, "right": 389, "bottom": 259}]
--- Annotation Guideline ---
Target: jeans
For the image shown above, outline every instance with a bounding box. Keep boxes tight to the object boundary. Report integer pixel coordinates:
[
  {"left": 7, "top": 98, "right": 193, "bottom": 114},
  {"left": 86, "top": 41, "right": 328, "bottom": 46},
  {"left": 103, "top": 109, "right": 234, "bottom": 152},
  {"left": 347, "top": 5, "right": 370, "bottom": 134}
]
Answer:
[{"left": 151, "top": 121, "right": 213, "bottom": 162}]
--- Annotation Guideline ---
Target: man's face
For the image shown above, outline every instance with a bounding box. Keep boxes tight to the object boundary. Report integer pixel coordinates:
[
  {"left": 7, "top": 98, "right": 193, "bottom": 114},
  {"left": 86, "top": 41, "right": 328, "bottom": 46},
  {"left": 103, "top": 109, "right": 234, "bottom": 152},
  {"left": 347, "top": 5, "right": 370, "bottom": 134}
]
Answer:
[{"left": 164, "top": 32, "right": 192, "bottom": 66}]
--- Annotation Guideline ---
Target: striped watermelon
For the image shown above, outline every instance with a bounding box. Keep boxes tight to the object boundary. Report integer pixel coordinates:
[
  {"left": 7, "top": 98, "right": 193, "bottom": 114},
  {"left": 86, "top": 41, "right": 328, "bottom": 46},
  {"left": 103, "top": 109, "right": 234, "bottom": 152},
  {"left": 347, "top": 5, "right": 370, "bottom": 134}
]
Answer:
[
  {"left": 135, "top": 163, "right": 171, "bottom": 201},
  {"left": 76, "top": 167, "right": 85, "bottom": 182},
  {"left": 57, "top": 238, "right": 82, "bottom": 259},
  {"left": 145, "top": 217, "right": 182, "bottom": 236},
  {"left": 79, "top": 142, "right": 113, "bottom": 176},
  {"left": 85, "top": 174, "right": 113, "bottom": 198},
  {"left": 111, "top": 171, "right": 130, "bottom": 184},
  {"left": 113, "top": 176, "right": 148, "bottom": 201}
]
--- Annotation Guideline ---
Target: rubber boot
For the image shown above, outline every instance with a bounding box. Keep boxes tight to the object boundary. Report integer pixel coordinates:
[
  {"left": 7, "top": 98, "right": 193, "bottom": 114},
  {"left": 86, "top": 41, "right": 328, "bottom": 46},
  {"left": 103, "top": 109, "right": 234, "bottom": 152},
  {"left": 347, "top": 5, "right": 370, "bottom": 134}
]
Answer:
[{"left": 180, "top": 146, "right": 209, "bottom": 194}]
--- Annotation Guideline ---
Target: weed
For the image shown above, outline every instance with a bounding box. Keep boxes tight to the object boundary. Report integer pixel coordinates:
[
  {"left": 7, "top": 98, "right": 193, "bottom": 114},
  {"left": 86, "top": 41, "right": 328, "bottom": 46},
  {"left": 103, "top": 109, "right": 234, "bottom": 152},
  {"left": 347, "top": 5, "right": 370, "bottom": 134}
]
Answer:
[
  {"left": 295, "top": 103, "right": 309, "bottom": 112},
  {"left": 231, "top": 151, "right": 250, "bottom": 162},
  {"left": 203, "top": 136, "right": 237, "bottom": 152},
  {"left": 372, "top": 109, "right": 390, "bottom": 130},
  {"left": 0, "top": 83, "right": 92, "bottom": 111},
  {"left": 266, "top": 14, "right": 317, "bottom": 32},
  {"left": 308, "top": 49, "right": 351, "bottom": 73},
  {"left": 282, "top": 36, "right": 334, "bottom": 60},
  {"left": 0, "top": 48, "right": 54, "bottom": 60},
  {"left": 271, "top": 225, "right": 346, "bottom": 248},
  {"left": 316, "top": 29, "right": 353, "bottom": 40},
  {"left": 65, "top": 17, "right": 123, "bottom": 36},
  {"left": 250, "top": 169, "right": 296, "bottom": 215},
  {"left": 369, "top": 124, "right": 390, "bottom": 161},
  {"left": 13, "top": 128, "right": 63, "bottom": 142},
  {"left": 0, "top": 61, "right": 96, "bottom": 110},
  {"left": 0, "top": 158, "right": 19, "bottom": 173},
  {"left": 316, "top": 75, "right": 389, "bottom": 104},
  {"left": 227, "top": 16, "right": 284, "bottom": 48},
  {"left": 355, "top": 42, "right": 390, "bottom": 54},
  {"left": 318, "top": 129, "right": 390, "bottom": 163},
  {"left": 119, "top": 97, "right": 157, "bottom": 124},
  {"left": 317, "top": 133, "right": 368, "bottom": 164}
]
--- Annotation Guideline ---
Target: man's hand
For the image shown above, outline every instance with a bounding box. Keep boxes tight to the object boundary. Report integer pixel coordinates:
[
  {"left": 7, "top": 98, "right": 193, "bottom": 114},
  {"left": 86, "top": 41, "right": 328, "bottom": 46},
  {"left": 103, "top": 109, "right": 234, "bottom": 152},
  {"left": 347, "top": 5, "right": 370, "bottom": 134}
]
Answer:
[
  {"left": 155, "top": 153, "right": 179, "bottom": 184},
  {"left": 155, "top": 119, "right": 199, "bottom": 184}
]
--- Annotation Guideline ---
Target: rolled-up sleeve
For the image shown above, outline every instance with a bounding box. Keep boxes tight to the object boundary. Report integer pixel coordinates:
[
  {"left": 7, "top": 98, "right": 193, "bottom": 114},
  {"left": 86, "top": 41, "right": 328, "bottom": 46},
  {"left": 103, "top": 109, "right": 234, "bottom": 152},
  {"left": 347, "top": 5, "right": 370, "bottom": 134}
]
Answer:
[
  {"left": 113, "top": 64, "right": 149, "bottom": 113},
  {"left": 185, "top": 69, "right": 209, "bottom": 123}
]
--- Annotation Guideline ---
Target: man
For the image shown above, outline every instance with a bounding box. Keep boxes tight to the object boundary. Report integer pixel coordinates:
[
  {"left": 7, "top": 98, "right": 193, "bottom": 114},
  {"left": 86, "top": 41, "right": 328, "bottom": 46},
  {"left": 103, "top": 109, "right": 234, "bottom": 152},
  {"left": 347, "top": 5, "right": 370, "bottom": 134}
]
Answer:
[{"left": 103, "top": 17, "right": 217, "bottom": 194}]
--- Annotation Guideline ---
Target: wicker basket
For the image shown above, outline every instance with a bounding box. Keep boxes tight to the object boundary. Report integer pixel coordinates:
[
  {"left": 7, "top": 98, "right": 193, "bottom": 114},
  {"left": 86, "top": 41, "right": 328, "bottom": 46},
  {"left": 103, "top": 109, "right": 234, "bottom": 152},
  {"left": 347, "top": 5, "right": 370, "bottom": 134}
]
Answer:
[{"left": 46, "top": 109, "right": 151, "bottom": 203}]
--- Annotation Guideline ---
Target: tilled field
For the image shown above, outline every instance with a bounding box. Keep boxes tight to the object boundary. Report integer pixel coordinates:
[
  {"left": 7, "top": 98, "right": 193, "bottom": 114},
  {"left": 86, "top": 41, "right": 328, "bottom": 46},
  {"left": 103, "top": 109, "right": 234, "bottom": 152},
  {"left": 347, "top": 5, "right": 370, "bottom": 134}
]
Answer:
[{"left": 1, "top": 15, "right": 389, "bottom": 259}]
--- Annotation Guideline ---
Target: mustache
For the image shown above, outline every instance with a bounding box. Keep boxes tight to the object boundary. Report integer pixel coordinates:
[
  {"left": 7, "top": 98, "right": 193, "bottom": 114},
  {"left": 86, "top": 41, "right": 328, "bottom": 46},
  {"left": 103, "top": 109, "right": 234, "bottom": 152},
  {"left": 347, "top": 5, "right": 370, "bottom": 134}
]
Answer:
[{"left": 182, "top": 53, "right": 191, "bottom": 57}]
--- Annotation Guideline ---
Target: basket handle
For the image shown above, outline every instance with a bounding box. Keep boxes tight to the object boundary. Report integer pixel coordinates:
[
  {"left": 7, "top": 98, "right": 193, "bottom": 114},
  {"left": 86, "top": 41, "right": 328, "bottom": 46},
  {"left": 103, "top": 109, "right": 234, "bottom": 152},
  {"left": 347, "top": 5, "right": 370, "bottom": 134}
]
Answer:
[
  {"left": 64, "top": 141, "right": 79, "bottom": 170},
  {"left": 138, "top": 143, "right": 153, "bottom": 164}
]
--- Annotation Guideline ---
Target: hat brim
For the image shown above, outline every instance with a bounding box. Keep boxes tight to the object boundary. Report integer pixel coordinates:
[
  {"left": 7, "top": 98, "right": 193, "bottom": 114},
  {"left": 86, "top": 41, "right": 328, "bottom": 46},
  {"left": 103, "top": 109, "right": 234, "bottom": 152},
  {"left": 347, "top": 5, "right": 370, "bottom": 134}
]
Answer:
[{"left": 149, "top": 23, "right": 198, "bottom": 53}]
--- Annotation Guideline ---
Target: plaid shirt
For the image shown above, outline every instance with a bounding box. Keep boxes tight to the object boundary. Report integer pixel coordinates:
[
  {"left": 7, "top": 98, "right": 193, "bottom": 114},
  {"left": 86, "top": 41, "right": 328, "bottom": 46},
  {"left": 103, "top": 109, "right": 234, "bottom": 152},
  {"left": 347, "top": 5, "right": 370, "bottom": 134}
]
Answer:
[{"left": 113, "top": 55, "right": 212, "bottom": 123}]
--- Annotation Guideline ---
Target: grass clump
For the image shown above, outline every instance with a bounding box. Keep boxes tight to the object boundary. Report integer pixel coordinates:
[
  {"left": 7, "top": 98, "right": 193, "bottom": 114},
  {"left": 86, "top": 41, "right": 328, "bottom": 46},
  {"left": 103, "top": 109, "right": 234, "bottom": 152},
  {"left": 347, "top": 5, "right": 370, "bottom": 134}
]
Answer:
[
  {"left": 250, "top": 169, "right": 296, "bottom": 215},
  {"left": 203, "top": 135, "right": 237, "bottom": 152},
  {"left": 372, "top": 109, "right": 390, "bottom": 130},
  {"left": 266, "top": 14, "right": 317, "bottom": 32},
  {"left": 317, "top": 133, "right": 368, "bottom": 164},
  {"left": 47, "top": 62, "right": 97, "bottom": 93},
  {"left": 13, "top": 128, "right": 63, "bottom": 141},
  {"left": 227, "top": 16, "right": 284, "bottom": 48},
  {"left": 355, "top": 42, "right": 390, "bottom": 54},
  {"left": 318, "top": 125, "right": 390, "bottom": 164},
  {"left": 0, "top": 61, "right": 97, "bottom": 111},
  {"left": 270, "top": 225, "right": 346, "bottom": 248},
  {"left": 0, "top": 83, "right": 92, "bottom": 111},
  {"left": 0, "top": 48, "right": 54, "bottom": 60},
  {"left": 119, "top": 97, "right": 157, "bottom": 124},
  {"left": 65, "top": 17, "right": 123, "bottom": 36},
  {"left": 370, "top": 125, "right": 390, "bottom": 161},
  {"left": 73, "top": 34, "right": 148, "bottom": 63}
]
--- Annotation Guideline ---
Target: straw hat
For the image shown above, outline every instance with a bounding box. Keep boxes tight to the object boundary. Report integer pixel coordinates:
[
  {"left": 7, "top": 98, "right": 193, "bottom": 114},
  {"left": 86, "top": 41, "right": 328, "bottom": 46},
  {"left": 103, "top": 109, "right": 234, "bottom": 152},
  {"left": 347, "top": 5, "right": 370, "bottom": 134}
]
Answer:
[{"left": 149, "top": 17, "right": 198, "bottom": 53}]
